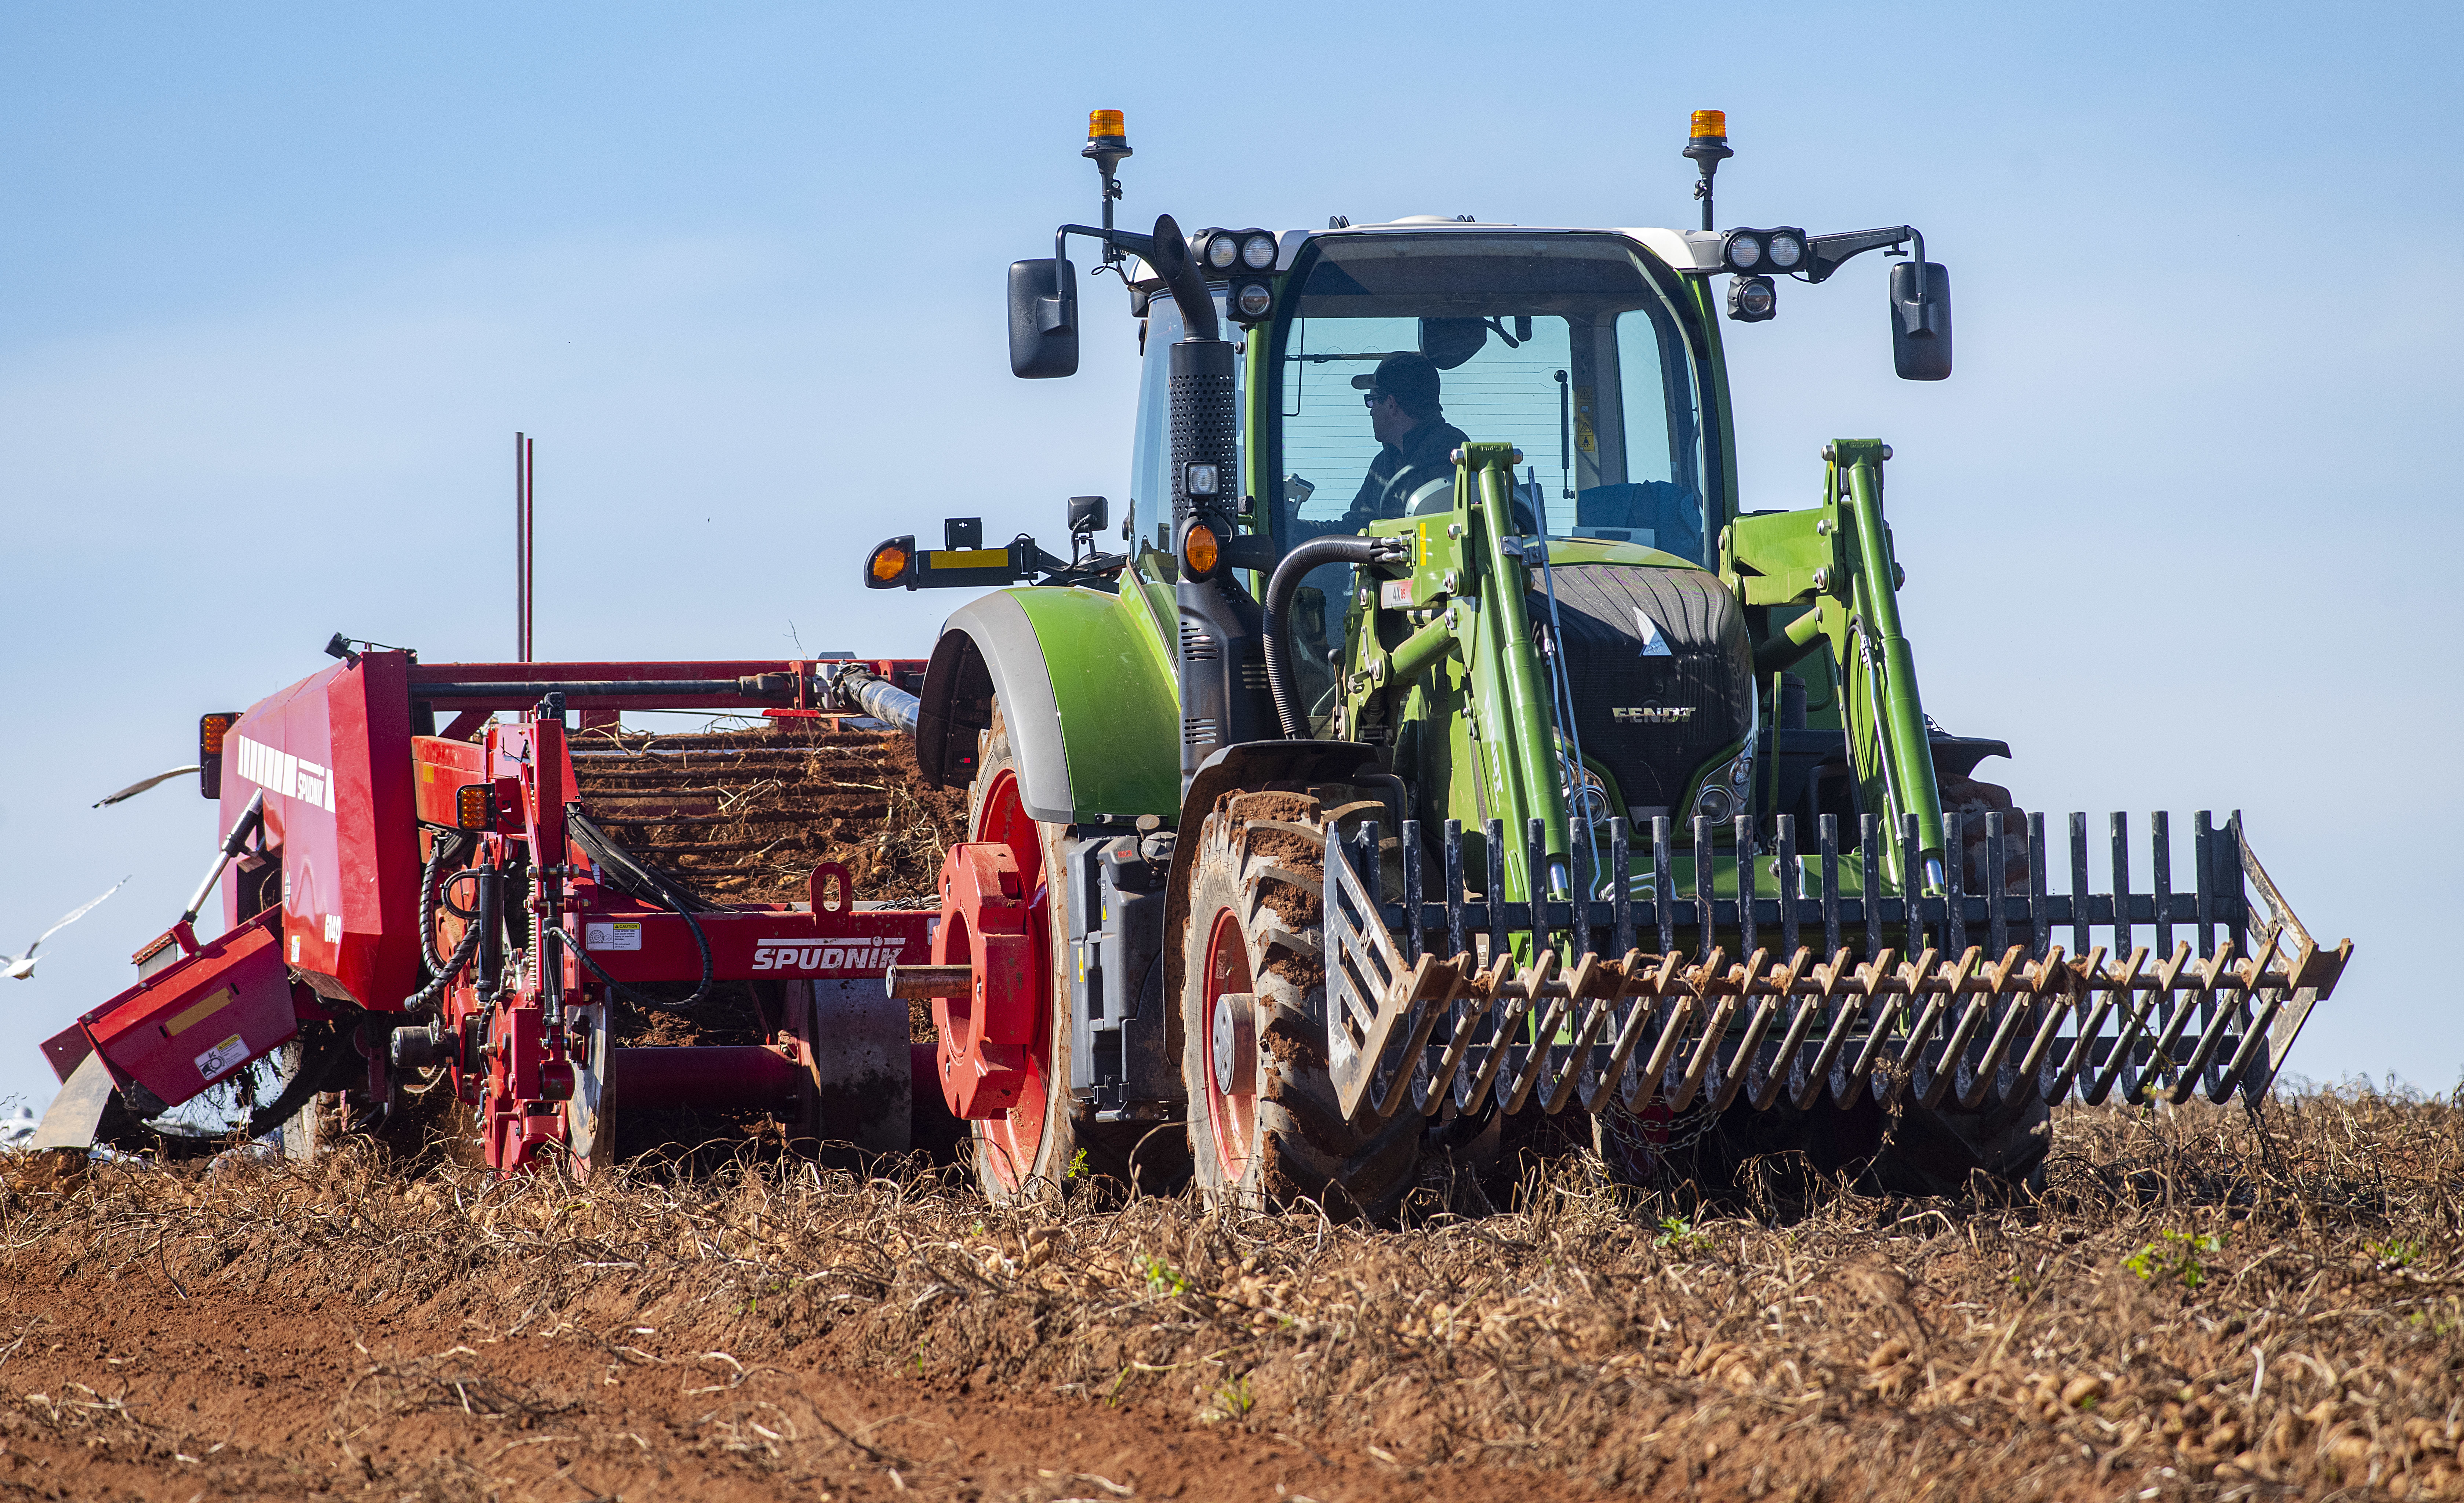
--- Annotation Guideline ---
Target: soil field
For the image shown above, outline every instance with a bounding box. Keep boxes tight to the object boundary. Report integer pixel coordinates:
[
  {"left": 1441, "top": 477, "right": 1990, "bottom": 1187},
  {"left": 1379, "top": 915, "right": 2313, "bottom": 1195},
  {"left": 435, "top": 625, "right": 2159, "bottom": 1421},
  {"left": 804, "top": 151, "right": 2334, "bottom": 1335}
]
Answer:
[{"left": 4, "top": 1089, "right": 2461, "bottom": 1502}]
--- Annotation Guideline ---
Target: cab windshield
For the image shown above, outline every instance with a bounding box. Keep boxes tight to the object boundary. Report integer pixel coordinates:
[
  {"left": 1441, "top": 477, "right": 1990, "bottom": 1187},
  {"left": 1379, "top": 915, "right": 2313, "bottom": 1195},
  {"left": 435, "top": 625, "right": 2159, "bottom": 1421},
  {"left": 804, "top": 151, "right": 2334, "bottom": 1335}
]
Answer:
[{"left": 1269, "top": 232, "right": 1708, "bottom": 563}]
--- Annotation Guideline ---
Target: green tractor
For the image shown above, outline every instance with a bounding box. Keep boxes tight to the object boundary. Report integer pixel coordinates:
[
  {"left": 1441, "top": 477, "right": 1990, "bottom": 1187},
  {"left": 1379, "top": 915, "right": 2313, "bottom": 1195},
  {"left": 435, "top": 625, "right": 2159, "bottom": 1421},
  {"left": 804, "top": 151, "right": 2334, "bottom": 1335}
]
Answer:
[{"left": 844, "top": 108, "right": 2347, "bottom": 1215}]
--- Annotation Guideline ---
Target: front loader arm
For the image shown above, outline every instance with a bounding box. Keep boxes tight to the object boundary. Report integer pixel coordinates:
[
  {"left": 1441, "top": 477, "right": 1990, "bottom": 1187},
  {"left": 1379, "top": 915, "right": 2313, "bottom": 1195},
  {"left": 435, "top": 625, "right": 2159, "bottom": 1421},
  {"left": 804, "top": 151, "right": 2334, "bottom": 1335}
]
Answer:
[{"left": 1725, "top": 438, "right": 1947, "bottom": 893}]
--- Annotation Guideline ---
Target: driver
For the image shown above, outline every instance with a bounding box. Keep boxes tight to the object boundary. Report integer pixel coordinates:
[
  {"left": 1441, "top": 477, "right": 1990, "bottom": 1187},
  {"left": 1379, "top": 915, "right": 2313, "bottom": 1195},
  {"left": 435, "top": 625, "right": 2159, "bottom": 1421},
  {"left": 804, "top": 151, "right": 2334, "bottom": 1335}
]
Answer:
[{"left": 1344, "top": 352, "right": 1469, "bottom": 527}]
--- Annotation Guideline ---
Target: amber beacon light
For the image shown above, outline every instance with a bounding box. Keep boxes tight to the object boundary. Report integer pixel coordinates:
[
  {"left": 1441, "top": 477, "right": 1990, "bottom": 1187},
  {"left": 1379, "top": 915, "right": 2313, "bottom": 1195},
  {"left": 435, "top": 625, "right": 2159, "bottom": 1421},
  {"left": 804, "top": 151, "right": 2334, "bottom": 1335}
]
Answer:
[{"left": 1683, "top": 109, "right": 1735, "bottom": 232}]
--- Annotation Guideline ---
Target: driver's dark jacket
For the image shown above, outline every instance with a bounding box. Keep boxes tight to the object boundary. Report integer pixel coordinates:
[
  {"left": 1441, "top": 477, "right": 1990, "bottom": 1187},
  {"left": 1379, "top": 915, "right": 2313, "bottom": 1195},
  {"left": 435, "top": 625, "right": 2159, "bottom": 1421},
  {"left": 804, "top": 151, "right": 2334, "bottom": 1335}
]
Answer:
[{"left": 1345, "top": 415, "right": 1470, "bottom": 525}]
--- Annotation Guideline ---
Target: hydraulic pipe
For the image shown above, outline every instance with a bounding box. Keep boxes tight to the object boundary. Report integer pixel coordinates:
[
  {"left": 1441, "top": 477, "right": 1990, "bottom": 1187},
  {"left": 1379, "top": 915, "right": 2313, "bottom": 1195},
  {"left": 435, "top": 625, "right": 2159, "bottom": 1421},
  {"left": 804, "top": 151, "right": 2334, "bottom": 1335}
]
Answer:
[
  {"left": 1262, "top": 535, "right": 1405, "bottom": 738},
  {"left": 1840, "top": 451, "right": 1946, "bottom": 887},
  {"left": 181, "top": 790, "right": 266, "bottom": 924},
  {"left": 1470, "top": 451, "right": 1571, "bottom": 890},
  {"left": 608, "top": 1045, "right": 801, "bottom": 1112}
]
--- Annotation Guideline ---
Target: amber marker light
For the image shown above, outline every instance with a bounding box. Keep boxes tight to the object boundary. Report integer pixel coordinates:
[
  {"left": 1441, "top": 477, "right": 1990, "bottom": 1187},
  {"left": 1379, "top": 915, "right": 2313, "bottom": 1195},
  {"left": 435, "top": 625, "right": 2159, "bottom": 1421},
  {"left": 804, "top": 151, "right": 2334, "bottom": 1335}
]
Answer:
[
  {"left": 455, "top": 783, "right": 495, "bottom": 831},
  {"left": 863, "top": 535, "right": 915, "bottom": 589},
  {"left": 197, "top": 713, "right": 234, "bottom": 756},
  {"left": 1183, "top": 522, "right": 1220, "bottom": 577}
]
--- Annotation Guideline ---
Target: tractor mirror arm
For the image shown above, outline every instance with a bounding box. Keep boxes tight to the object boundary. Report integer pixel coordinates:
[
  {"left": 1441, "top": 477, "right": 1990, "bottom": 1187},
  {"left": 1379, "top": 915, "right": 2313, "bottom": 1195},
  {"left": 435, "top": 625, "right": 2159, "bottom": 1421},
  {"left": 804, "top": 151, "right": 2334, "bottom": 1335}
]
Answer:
[
  {"left": 1057, "top": 223, "right": 1156, "bottom": 266},
  {"left": 1804, "top": 225, "right": 1918, "bottom": 285}
]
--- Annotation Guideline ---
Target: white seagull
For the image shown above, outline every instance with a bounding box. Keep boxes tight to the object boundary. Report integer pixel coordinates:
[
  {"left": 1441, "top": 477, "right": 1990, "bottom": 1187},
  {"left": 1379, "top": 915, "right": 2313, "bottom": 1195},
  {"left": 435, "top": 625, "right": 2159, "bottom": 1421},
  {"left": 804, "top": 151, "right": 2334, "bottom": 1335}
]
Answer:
[
  {"left": 92, "top": 766, "right": 202, "bottom": 808},
  {"left": 3, "top": 879, "right": 131, "bottom": 979}
]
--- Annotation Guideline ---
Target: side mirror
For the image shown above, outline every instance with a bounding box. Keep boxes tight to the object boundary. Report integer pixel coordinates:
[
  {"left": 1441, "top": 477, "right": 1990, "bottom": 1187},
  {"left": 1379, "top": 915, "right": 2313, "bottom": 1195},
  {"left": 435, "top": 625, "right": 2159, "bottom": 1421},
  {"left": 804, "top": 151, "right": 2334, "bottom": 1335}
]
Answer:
[
  {"left": 1007, "top": 258, "right": 1080, "bottom": 378},
  {"left": 1068, "top": 495, "right": 1107, "bottom": 535},
  {"left": 1889, "top": 261, "right": 1952, "bottom": 381}
]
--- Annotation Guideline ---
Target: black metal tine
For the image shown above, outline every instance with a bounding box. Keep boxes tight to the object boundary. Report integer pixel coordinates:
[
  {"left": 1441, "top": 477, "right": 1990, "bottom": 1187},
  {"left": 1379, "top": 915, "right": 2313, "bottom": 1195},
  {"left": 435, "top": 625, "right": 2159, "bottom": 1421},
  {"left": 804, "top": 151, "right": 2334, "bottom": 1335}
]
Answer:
[
  {"left": 2194, "top": 811, "right": 2216, "bottom": 960},
  {"left": 1820, "top": 813, "right": 1842, "bottom": 958},
  {"left": 1778, "top": 813, "right": 1800, "bottom": 960},
  {"left": 1401, "top": 819, "right": 1422, "bottom": 965},
  {"left": 2027, "top": 811, "right": 2048, "bottom": 961},
  {"left": 1734, "top": 813, "right": 1756, "bottom": 956},
  {"left": 1653, "top": 816, "right": 1675, "bottom": 957},
  {"left": 1486, "top": 818, "right": 1507, "bottom": 967},
  {"left": 2111, "top": 812, "right": 2132, "bottom": 971},
  {"left": 1902, "top": 812, "right": 1924, "bottom": 951},
  {"left": 1860, "top": 812, "right": 1881, "bottom": 956},
  {"left": 2152, "top": 811, "right": 2173, "bottom": 960},
  {"left": 1693, "top": 815, "right": 1714, "bottom": 961},
  {"left": 1527, "top": 817, "right": 1550, "bottom": 955},
  {"left": 1984, "top": 811, "right": 2007, "bottom": 960},
  {"left": 2227, "top": 810, "right": 2249, "bottom": 957},
  {"left": 2069, "top": 812, "right": 2090, "bottom": 961},
  {"left": 1444, "top": 819, "right": 1466, "bottom": 960},
  {"left": 1359, "top": 822, "right": 1381, "bottom": 904},
  {"left": 1945, "top": 809, "right": 1966, "bottom": 956},
  {"left": 1610, "top": 818, "right": 1633, "bottom": 959},
  {"left": 1570, "top": 815, "right": 1594, "bottom": 959}
]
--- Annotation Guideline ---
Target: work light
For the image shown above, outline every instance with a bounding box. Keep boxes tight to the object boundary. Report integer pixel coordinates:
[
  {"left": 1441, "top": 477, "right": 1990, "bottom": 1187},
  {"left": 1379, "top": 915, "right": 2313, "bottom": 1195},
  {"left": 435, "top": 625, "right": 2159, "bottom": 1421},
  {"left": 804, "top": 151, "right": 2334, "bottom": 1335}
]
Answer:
[
  {"left": 1183, "top": 461, "right": 1222, "bottom": 498},
  {"left": 1204, "top": 231, "right": 1240, "bottom": 270},
  {"left": 1722, "top": 226, "right": 1807, "bottom": 277},
  {"left": 1233, "top": 281, "right": 1273, "bottom": 320},
  {"left": 1728, "top": 275, "right": 1777, "bottom": 322},
  {"left": 1240, "top": 231, "right": 1276, "bottom": 270}
]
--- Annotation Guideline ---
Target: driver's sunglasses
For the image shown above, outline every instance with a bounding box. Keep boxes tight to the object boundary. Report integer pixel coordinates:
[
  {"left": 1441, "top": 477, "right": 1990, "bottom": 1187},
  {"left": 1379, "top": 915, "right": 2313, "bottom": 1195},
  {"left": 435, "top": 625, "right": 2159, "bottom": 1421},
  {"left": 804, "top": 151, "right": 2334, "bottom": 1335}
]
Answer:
[{"left": 1362, "top": 389, "right": 1389, "bottom": 408}]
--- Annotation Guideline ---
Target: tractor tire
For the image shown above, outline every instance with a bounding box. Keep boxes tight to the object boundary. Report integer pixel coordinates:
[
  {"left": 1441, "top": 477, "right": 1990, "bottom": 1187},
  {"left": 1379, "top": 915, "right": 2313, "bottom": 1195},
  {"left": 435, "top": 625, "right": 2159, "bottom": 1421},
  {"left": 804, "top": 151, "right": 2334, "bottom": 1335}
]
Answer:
[
  {"left": 1941, "top": 773, "right": 2030, "bottom": 895},
  {"left": 1876, "top": 1091, "right": 2051, "bottom": 1198},
  {"left": 1180, "top": 788, "right": 1420, "bottom": 1222},
  {"left": 959, "top": 696, "right": 1146, "bottom": 1203}
]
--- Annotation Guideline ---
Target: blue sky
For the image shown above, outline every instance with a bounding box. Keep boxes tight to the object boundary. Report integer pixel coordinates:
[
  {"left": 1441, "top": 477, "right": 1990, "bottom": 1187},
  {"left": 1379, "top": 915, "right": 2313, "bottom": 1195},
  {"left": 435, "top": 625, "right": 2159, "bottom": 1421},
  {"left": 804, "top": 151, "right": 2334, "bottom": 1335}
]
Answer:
[{"left": 2, "top": 1, "right": 2457, "bottom": 1114}]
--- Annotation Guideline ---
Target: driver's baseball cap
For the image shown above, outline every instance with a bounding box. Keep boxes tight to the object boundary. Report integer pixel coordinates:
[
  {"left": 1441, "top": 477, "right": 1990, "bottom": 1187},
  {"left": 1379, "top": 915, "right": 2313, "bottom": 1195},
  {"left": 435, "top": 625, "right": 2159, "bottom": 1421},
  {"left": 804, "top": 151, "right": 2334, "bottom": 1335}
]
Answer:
[{"left": 1351, "top": 352, "right": 1442, "bottom": 410}]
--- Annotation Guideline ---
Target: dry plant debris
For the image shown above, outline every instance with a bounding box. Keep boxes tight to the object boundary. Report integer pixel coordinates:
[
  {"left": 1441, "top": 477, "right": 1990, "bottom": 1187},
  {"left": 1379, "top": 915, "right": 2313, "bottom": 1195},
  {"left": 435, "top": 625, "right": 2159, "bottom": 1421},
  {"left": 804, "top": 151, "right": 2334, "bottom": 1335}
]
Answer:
[
  {"left": 570, "top": 723, "right": 966, "bottom": 907},
  {"left": 2, "top": 1085, "right": 2460, "bottom": 1499}
]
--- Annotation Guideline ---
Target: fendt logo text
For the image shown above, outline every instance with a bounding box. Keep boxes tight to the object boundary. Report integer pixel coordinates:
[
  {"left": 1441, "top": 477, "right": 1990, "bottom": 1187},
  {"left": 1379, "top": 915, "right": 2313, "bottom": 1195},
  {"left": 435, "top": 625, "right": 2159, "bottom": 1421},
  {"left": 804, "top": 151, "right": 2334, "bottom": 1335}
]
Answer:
[
  {"left": 751, "top": 938, "right": 909, "bottom": 974},
  {"left": 1612, "top": 705, "right": 1697, "bottom": 724}
]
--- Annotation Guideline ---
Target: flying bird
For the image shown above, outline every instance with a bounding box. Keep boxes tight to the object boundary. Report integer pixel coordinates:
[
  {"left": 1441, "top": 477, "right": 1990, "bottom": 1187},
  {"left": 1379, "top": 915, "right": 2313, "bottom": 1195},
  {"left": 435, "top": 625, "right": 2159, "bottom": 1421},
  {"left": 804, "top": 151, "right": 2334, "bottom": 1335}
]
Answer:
[
  {"left": 92, "top": 766, "right": 202, "bottom": 808},
  {"left": 3, "top": 878, "right": 131, "bottom": 979}
]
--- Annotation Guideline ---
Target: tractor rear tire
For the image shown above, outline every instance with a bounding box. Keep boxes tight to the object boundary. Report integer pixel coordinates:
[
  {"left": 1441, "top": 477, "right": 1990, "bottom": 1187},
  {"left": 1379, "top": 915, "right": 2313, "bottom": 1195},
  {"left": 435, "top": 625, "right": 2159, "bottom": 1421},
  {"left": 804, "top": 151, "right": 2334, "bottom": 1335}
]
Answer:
[
  {"left": 1180, "top": 789, "right": 1420, "bottom": 1222},
  {"left": 960, "top": 696, "right": 1147, "bottom": 1203}
]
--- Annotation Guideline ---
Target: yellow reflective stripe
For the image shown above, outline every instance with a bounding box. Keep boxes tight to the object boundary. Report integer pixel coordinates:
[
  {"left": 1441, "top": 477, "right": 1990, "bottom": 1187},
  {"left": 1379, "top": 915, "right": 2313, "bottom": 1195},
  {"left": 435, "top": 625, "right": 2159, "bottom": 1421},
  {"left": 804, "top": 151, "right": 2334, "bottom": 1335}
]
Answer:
[
  {"left": 927, "top": 549, "right": 1010, "bottom": 569},
  {"left": 163, "top": 986, "right": 237, "bottom": 1037}
]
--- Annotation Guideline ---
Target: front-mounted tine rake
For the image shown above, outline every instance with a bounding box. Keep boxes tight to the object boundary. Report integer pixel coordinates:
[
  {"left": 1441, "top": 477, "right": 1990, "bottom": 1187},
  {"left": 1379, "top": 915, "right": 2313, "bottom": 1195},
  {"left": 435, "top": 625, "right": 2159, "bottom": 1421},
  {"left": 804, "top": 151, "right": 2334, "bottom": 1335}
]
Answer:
[{"left": 1318, "top": 807, "right": 2350, "bottom": 1130}]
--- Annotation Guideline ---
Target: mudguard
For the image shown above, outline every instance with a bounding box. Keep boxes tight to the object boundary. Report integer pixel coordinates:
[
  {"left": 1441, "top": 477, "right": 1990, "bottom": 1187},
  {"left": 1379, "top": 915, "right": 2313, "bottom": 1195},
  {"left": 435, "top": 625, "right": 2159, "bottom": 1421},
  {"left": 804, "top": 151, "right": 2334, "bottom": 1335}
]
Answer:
[{"left": 914, "top": 588, "right": 1178, "bottom": 825}]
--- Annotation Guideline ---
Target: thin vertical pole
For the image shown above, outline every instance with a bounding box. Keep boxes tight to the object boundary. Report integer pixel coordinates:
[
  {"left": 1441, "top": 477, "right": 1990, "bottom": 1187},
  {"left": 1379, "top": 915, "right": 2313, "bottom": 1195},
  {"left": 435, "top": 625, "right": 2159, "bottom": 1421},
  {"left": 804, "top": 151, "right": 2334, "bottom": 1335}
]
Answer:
[{"left": 515, "top": 432, "right": 531, "bottom": 662}]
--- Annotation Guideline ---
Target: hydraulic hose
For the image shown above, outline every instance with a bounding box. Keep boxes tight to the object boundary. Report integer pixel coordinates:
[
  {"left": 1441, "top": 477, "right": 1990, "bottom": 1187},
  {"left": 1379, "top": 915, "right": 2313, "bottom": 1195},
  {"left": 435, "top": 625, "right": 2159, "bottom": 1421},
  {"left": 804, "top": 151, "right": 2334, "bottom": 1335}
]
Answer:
[
  {"left": 564, "top": 806, "right": 715, "bottom": 1008},
  {"left": 1262, "top": 535, "right": 1407, "bottom": 739}
]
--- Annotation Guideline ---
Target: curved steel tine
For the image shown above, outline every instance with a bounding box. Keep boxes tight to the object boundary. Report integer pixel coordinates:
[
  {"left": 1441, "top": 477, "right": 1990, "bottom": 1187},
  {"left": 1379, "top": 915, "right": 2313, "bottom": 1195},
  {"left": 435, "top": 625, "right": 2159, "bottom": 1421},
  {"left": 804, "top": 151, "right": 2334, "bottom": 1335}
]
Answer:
[
  {"left": 1796, "top": 947, "right": 1872, "bottom": 1110},
  {"left": 1458, "top": 956, "right": 1529, "bottom": 1109},
  {"left": 1422, "top": 953, "right": 1484, "bottom": 1110},
  {"left": 2107, "top": 944, "right": 2189, "bottom": 1107},
  {"left": 1960, "top": 945, "right": 2061, "bottom": 1110},
  {"left": 1584, "top": 951, "right": 1678, "bottom": 1113},
  {"left": 1748, "top": 948, "right": 1821, "bottom": 1110},
  {"left": 2132, "top": 942, "right": 2202, "bottom": 1102},
  {"left": 2082, "top": 945, "right": 2153, "bottom": 1106},
  {"left": 2210, "top": 934, "right": 2297, "bottom": 1102},
  {"left": 1400, "top": 960, "right": 1471, "bottom": 1118},
  {"left": 1841, "top": 947, "right": 1923, "bottom": 1106},
  {"left": 1621, "top": 987, "right": 1697, "bottom": 1116},
  {"left": 1496, "top": 951, "right": 1564, "bottom": 1113},
  {"left": 2160, "top": 936, "right": 2257, "bottom": 1104},
  {"left": 2038, "top": 945, "right": 2110, "bottom": 1104},
  {"left": 1694, "top": 947, "right": 1770, "bottom": 1111},
  {"left": 1669, "top": 995, "right": 1739, "bottom": 1113},
  {"left": 1889, "top": 948, "right": 1971, "bottom": 1107},
  {"left": 1541, "top": 953, "right": 1617, "bottom": 1115},
  {"left": 1649, "top": 947, "right": 1729, "bottom": 1112},
  {"left": 1710, "top": 948, "right": 1794, "bottom": 1113},
  {"left": 1911, "top": 948, "right": 1989, "bottom": 1110}
]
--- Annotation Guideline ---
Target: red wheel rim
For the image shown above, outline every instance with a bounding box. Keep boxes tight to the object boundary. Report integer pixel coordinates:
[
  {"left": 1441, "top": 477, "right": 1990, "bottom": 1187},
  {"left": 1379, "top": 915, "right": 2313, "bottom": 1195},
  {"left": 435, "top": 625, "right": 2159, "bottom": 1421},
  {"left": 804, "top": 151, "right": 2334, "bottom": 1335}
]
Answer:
[
  {"left": 970, "top": 768, "right": 1051, "bottom": 1193},
  {"left": 1200, "top": 907, "right": 1257, "bottom": 1185}
]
